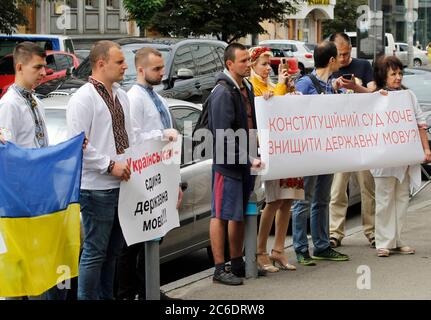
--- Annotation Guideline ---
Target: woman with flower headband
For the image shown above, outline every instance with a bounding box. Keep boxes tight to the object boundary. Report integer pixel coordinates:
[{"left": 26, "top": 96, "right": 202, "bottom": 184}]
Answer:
[{"left": 248, "top": 46, "right": 304, "bottom": 272}]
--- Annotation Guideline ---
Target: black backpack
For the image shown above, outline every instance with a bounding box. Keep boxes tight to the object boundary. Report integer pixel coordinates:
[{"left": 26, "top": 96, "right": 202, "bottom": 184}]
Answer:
[{"left": 193, "top": 79, "right": 238, "bottom": 135}]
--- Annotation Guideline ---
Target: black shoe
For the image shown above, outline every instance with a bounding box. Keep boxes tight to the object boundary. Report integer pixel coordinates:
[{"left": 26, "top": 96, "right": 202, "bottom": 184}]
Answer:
[
  {"left": 296, "top": 251, "right": 316, "bottom": 266},
  {"left": 312, "top": 247, "right": 349, "bottom": 261},
  {"left": 213, "top": 270, "right": 243, "bottom": 286}
]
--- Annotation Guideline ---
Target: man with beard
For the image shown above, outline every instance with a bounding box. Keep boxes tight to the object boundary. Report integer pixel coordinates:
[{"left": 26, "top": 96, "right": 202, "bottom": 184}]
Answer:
[{"left": 117, "top": 47, "right": 181, "bottom": 300}]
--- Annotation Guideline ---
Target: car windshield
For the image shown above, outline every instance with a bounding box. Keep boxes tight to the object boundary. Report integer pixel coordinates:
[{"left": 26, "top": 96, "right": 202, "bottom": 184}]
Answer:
[{"left": 403, "top": 69, "right": 431, "bottom": 109}]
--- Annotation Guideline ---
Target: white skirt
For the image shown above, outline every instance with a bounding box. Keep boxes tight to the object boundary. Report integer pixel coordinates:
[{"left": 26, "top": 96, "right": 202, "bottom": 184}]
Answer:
[{"left": 264, "top": 178, "right": 304, "bottom": 203}]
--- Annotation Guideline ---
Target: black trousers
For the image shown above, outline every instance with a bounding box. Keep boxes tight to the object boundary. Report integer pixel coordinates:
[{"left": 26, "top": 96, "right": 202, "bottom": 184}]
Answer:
[{"left": 116, "top": 243, "right": 146, "bottom": 300}]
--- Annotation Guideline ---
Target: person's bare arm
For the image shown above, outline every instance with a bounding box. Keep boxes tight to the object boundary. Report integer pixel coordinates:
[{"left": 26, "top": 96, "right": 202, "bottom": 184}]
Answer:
[{"left": 419, "top": 127, "right": 431, "bottom": 163}]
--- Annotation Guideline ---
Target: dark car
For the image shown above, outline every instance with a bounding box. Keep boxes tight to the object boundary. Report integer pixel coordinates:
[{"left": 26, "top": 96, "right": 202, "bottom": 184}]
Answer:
[{"left": 35, "top": 39, "right": 228, "bottom": 104}]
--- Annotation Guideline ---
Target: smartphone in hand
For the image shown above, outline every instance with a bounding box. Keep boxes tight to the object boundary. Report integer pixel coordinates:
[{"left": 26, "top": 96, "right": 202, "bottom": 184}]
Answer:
[
  {"left": 342, "top": 73, "right": 353, "bottom": 80},
  {"left": 280, "top": 58, "right": 289, "bottom": 71}
]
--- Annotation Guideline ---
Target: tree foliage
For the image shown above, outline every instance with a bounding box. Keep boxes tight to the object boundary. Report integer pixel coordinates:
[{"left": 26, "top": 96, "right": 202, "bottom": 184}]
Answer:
[
  {"left": 322, "top": 0, "right": 368, "bottom": 38},
  {"left": 123, "top": 0, "right": 166, "bottom": 32},
  {"left": 0, "top": 0, "right": 34, "bottom": 34},
  {"left": 149, "top": 0, "right": 300, "bottom": 43}
]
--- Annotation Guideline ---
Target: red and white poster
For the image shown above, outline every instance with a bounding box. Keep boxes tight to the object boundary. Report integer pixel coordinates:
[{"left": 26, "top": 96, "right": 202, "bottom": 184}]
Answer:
[{"left": 255, "top": 90, "right": 424, "bottom": 180}]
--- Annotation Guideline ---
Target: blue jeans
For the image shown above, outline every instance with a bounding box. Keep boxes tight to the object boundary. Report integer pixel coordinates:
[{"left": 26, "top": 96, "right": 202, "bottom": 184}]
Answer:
[
  {"left": 292, "top": 174, "right": 333, "bottom": 256},
  {"left": 78, "top": 189, "right": 124, "bottom": 300}
]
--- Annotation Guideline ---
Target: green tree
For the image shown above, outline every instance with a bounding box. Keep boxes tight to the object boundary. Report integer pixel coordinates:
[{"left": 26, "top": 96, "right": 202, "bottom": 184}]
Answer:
[
  {"left": 149, "top": 0, "right": 299, "bottom": 43},
  {"left": 123, "top": 0, "right": 166, "bottom": 36},
  {"left": 0, "top": 0, "right": 34, "bottom": 34},
  {"left": 322, "top": 0, "right": 368, "bottom": 38}
]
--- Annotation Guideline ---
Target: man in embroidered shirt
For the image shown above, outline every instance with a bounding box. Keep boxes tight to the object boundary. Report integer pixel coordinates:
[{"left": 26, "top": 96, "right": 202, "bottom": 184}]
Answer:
[
  {"left": 0, "top": 42, "right": 49, "bottom": 148},
  {"left": 67, "top": 40, "right": 132, "bottom": 300},
  {"left": 0, "top": 42, "right": 69, "bottom": 300},
  {"left": 117, "top": 47, "right": 181, "bottom": 300}
]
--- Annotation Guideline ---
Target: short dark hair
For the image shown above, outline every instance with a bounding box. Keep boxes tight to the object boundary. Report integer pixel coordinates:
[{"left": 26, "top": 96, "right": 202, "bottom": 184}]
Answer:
[
  {"left": 314, "top": 41, "right": 338, "bottom": 68},
  {"left": 89, "top": 40, "right": 121, "bottom": 69},
  {"left": 13, "top": 41, "right": 46, "bottom": 68},
  {"left": 373, "top": 55, "right": 404, "bottom": 89},
  {"left": 329, "top": 32, "right": 351, "bottom": 45},
  {"left": 135, "top": 47, "right": 162, "bottom": 67},
  {"left": 224, "top": 43, "right": 247, "bottom": 68}
]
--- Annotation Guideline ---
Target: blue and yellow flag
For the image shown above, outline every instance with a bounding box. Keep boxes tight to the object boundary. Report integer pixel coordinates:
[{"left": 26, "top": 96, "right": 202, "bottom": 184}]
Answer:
[{"left": 0, "top": 133, "right": 83, "bottom": 297}]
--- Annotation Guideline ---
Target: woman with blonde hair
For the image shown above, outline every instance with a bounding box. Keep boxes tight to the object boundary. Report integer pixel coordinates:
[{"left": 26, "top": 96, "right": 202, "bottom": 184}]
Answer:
[{"left": 248, "top": 46, "right": 304, "bottom": 272}]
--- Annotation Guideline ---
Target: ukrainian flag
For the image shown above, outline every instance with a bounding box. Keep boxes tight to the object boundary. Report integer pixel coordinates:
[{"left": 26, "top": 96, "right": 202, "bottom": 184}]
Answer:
[{"left": 0, "top": 133, "right": 83, "bottom": 297}]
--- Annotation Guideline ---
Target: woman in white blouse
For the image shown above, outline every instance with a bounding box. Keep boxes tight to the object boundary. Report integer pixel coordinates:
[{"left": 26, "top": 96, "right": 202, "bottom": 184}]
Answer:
[{"left": 372, "top": 56, "right": 431, "bottom": 257}]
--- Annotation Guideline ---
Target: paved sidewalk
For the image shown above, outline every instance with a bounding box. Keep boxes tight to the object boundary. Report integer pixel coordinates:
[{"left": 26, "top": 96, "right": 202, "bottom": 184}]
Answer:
[{"left": 163, "top": 183, "right": 431, "bottom": 300}]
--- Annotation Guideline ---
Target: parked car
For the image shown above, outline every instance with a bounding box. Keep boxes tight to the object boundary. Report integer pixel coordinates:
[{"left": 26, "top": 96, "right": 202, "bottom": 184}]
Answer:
[
  {"left": 0, "top": 34, "right": 75, "bottom": 58},
  {"left": 266, "top": 47, "right": 298, "bottom": 75},
  {"left": 259, "top": 39, "right": 315, "bottom": 74},
  {"left": 35, "top": 39, "right": 228, "bottom": 104},
  {"left": 395, "top": 42, "right": 429, "bottom": 67},
  {"left": 0, "top": 50, "right": 80, "bottom": 98},
  {"left": 42, "top": 94, "right": 265, "bottom": 263}
]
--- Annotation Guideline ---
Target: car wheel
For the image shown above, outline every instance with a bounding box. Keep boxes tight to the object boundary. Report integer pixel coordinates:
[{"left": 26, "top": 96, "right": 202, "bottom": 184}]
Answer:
[{"left": 414, "top": 58, "right": 422, "bottom": 67}]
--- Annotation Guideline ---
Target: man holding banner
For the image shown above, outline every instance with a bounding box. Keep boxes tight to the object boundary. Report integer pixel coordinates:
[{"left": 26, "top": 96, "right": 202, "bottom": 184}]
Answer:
[
  {"left": 208, "top": 43, "right": 264, "bottom": 286},
  {"left": 117, "top": 47, "right": 180, "bottom": 300},
  {"left": 291, "top": 41, "right": 349, "bottom": 266},
  {"left": 67, "top": 40, "right": 132, "bottom": 300}
]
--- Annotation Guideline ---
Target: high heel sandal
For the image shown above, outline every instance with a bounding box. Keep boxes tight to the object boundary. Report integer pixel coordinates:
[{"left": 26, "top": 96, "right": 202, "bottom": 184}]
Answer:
[
  {"left": 270, "top": 249, "right": 297, "bottom": 271},
  {"left": 256, "top": 252, "right": 279, "bottom": 273}
]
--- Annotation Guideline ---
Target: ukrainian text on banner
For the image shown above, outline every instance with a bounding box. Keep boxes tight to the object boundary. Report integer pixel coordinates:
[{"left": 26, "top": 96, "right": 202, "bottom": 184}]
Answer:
[
  {"left": 255, "top": 90, "right": 424, "bottom": 180},
  {"left": 119, "top": 138, "right": 181, "bottom": 246},
  {"left": 0, "top": 133, "right": 83, "bottom": 297}
]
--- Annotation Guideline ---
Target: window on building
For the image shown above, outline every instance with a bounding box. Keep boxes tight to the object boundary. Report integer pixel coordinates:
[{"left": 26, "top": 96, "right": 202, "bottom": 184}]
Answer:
[
  {"left": 85, "top": 0, "right": 99, "bottom": 8},
  {"left": 106, "top": 0, "right": 120, "bottom": 9},
  {"left": 54, "top": 1, "right": 77, "bottom": 14}
]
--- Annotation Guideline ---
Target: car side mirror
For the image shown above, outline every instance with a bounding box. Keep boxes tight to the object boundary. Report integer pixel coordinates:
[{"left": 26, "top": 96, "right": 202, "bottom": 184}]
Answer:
[
  {"left": 66, "top": 66, "right": 74, "bottom": 77},
  {"left": 45, "top": 67, "right": 54, "bottom": 75},
  {"left": 176, "top": 68, "right": 194, "bottom": 80}
]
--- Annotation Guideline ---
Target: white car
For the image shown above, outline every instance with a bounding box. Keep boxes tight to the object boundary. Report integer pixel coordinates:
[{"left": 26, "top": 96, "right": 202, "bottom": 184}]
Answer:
[
  {"left": 259, "top": 39, "right": 315, "bottom": 74},
  {"left": 395, "top": 42, "right": 429, "bottom": 67}
]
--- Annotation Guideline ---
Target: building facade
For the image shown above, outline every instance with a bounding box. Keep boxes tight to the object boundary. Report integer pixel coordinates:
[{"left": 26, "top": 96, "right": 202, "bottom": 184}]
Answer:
[
  {"left": 18, "top": 0, "right": 138, "bottom": 48},
  {"left": 256, "top": 0, "right": 336, "bottom": 44},
  {"left": 382, "top": 0, "right": 431, "bottom": 48}
]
